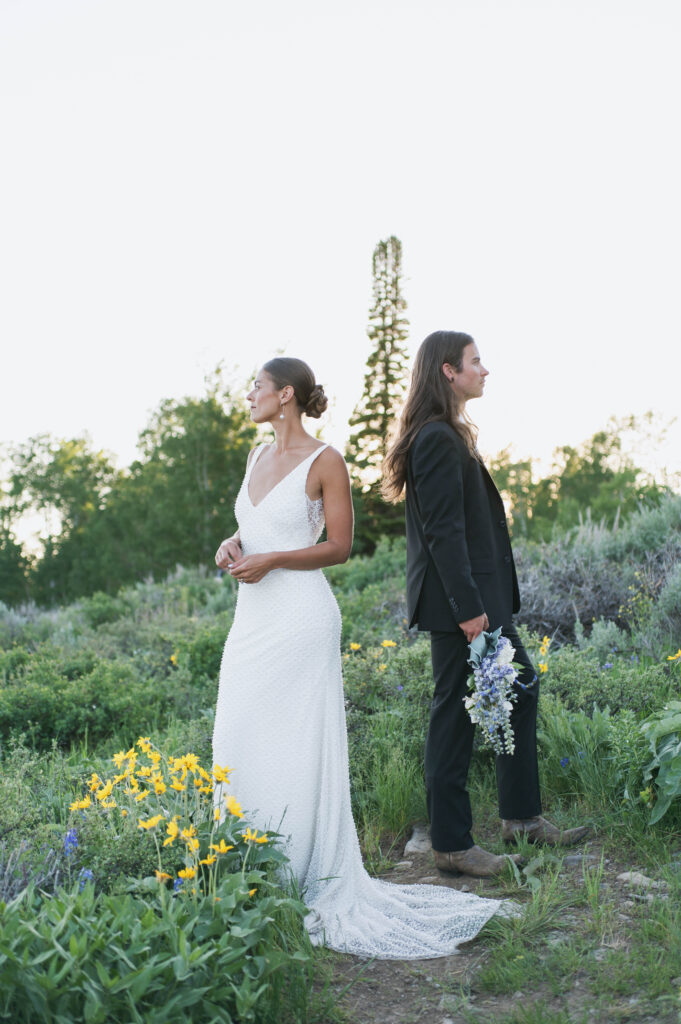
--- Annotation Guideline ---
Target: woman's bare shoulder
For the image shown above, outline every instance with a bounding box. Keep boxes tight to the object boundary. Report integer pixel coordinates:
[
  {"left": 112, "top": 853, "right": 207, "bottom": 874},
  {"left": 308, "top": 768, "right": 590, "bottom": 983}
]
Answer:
[{"left": 317, "top": 445, "right": 348, "bottom": 471}]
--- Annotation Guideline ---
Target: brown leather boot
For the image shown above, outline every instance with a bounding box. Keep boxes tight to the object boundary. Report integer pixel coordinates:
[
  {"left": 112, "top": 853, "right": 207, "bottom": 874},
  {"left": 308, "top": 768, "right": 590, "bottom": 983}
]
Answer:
[
  {"left": 502, "top": 816, "right": 590, "bottom": 847},
  {"left": 433, "top": 844, "right": 523, "bottom": 877}
]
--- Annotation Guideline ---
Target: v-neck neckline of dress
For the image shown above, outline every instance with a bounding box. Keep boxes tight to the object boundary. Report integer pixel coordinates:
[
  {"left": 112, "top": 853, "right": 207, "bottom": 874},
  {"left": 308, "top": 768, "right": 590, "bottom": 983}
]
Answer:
[{"left": 246, "top": 444, "right": 327, "bottom": 509}]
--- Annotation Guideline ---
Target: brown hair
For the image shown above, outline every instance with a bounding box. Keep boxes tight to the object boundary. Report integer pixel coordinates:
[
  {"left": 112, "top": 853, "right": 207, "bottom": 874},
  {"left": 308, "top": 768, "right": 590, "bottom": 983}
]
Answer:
[
  {"left": 263, "top": 357, "right": 328, "bottom": 419},
  {"left": 382, "top": 331, "right": 479, "bottom": 502}
]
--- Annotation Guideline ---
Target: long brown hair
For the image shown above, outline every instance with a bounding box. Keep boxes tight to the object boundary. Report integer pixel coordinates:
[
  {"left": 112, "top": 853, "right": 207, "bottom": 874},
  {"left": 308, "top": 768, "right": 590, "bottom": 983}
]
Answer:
[{"left": 382, "top": 331, "right": 479, "bottom": 502}]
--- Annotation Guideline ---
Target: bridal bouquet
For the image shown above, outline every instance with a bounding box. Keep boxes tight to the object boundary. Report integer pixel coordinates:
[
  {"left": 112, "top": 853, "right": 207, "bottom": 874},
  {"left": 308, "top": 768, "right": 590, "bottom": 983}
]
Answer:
[{"left": 464, "top": 628, "right": 522, "bottom": 756}]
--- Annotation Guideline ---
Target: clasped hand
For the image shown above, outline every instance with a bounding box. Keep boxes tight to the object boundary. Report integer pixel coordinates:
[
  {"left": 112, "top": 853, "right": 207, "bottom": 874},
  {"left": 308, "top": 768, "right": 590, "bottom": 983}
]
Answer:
[
  {"left": 215, "top": 538, "right": 273, "bottom": 584},
  {"left": 458, "top": 613, "right": 489, "bottom": 643}
]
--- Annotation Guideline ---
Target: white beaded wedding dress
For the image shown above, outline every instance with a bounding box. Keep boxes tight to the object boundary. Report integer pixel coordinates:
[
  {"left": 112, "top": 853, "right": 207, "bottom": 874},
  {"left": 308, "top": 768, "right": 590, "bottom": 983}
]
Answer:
[{"left": 212, "top": 443, "right": 503, "bottom": 959}]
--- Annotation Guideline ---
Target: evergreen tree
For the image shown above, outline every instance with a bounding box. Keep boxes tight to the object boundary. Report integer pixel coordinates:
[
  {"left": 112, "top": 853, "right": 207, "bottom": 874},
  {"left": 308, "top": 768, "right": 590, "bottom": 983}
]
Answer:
[{"left": 346, "top": 236, "right": 409, "bottom": 552}]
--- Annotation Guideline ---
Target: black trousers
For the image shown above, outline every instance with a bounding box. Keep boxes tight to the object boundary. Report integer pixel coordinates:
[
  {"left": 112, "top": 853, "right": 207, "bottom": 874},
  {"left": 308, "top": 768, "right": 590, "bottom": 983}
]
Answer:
[{"left": 425, "top": 623, "right": 542, "bottom": 852}]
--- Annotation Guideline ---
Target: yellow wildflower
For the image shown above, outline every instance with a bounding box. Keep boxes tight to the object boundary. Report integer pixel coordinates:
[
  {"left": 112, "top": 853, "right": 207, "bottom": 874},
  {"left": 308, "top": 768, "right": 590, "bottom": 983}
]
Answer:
[
  {"left": 126, "top": 776, "right": 140, "bottom": 793},
  {"left": 137, "top": 736, "right": 152, "bottom": 754},
  {"left": 199, "top": 785, "right": 213, "bottom": 796},
  {"left": 248, "top": 887, "right": 257, "bottom": 896},
  {"left": 538, "top": 662, "right": 548, "bottom": 674},
  {"left": 178, "top": 867, "right": 197, "bottom": 880},
  {"left": 225, "top": 795, "right": 244, "bottom": 819},
  {"left": 199, "top": 855, "right": 217, "bottom": 866},
  {"left": 381, "top": 639, "right": 397, "bottom": 648},
  {"left": 124, "top": 747, "right": 136, "bottom": 760},
  {"left": 542, "top": 636, "right": 551, "bottom": 647},
  {"left": 170, "top": 652, "right": 178, "bottom": 666},
  {"left": 349, "top": 642, "right": 361, "bottom": 651},
  {"left": 134, "top": 789, "right": 150, "bottom": 803},
  {"left": 152, "top": 777, "right": 167, "bottom": 796},
  {"left": 210, "top": 839, "right": 234, "bottom": 855},
  {"left": 155, "top": 870, "right": 172, "bottom": 883},
  {"left": 213, "top": 806, "right": 221, "bottom": 822},
  {"left": 181, "top": 825, "right": 197, "bottom": 840},
  {"left": 197, "top": 766, "right": 212, "bottom": 783},
  {"left": 69, "top": 795, "right": 91, "bottom": 811},
  {"left": 121, "top": 809, "right": 128, "bottom": 817},
  {"left": 88, "top": 773, "right": 102, "bottom": 793},
  {"left": 112, "top": 751, "right": 127, "bottom": 769},
  {"left": 181, "top": 753, "right": 200, "bottom": 773},
  {"left": 170, "top": 779, "right": 186, "bottom": 792},
  {"left": 213, "top": 764, "right": 231, "bottom": 784},
  {"left": 113, "top": 772, "right": 127, "bottom": 785},
  {"left": 242, "top": 828, "right": 268, "bottom": 844},
  {"left": 101, "top": 799, "right": 117, "bottom": 810},
  {"left": 163, "top": 819, "right": 180, "bottom": 847},
  {"left": 378, "top": 663, "right": 387, "bottom": 672},
  {"left": 138, "top": 814, "right": 164, "bottom": 830},
  {"left": 137, "top": 765, "right": 152, "bottom": 778},
  {"left": 96, "top": 780, "right": 114, "bottom": 802},
  {"left": 150, "top": 751, "right": 162, "bottom": 766},
  {"left": 667, "top": 649, "right": 681, "bottom": 662}
]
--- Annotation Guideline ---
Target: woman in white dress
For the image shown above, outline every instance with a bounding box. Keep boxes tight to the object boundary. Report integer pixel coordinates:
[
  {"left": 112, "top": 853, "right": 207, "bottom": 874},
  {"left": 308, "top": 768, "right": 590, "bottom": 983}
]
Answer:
[{"left": 212, "top": 357, "right": 506, "bottom": 959}]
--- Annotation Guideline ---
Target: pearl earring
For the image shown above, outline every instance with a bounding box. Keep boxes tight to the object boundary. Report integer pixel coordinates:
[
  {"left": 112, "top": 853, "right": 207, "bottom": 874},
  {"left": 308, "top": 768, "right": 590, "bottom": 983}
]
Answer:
[{"left": 279, "top": 404, "right": 285, "bottom": 420}]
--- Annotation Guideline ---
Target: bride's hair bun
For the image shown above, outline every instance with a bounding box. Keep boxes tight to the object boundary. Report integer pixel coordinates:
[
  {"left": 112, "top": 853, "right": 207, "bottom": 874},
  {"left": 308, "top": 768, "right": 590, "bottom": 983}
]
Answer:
[
  {"left": 305, "top": 384, "right": 328, "bottom": 419},
  {"left": 263, "top": 357, "right": 328, "bottom": 419}
]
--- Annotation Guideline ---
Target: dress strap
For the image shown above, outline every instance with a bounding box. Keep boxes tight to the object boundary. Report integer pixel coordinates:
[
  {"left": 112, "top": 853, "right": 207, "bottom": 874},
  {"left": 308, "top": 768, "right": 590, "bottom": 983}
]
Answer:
[
  {"left": 306, "top": 444, "right": 329, "bottom": 467},
  {"left": 246, "top": 443, "right": 268, "bottom": 482}
]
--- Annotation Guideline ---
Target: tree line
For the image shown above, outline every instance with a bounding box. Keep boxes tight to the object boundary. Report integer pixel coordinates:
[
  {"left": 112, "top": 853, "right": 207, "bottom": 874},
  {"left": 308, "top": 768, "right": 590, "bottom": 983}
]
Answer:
[{"left": 0, "top": 237, "right": 672, "bottom": 606}]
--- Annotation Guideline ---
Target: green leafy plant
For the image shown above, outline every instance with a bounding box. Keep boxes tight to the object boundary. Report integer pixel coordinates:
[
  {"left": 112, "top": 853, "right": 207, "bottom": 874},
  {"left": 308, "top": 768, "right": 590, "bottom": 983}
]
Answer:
[
  {"left": 641, "top": 700, "right": 681, "bottom": 823},
  {"left": 0, "top": 875, "right": 309, "bottom": 1024}
]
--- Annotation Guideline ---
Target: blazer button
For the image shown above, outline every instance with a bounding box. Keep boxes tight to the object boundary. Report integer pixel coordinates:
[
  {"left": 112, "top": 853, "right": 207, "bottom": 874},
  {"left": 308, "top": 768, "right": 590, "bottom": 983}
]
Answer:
[
  {"left": 498, "top": 519, "right": 506, "bottom": 528},
  {"left": 504, "top": 555, "right": 511, "bottom": 563}
]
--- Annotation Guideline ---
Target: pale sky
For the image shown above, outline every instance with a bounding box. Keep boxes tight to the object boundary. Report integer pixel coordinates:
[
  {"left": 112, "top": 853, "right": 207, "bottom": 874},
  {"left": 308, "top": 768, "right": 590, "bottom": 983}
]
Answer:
[{"left": 2, "top": 0, "right": 680, "bottom": 496}]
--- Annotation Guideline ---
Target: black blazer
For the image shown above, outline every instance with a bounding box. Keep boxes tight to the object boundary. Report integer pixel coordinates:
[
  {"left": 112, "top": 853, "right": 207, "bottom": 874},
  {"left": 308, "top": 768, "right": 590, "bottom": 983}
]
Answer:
[{"left": 405, "top": 420, "right": 520, "bottom": 632}]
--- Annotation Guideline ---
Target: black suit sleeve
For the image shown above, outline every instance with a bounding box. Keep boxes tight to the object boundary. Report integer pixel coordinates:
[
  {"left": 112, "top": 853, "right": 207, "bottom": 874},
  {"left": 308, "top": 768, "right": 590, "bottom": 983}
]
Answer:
[{"left": 411, "top": 425, "right": 485, "bottom": 624}]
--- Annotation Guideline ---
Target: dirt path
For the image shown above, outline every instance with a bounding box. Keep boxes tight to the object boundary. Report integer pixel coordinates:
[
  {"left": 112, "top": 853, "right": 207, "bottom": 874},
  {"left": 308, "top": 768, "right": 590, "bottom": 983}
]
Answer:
[
  {"left": 326, "top": 842, "right": 522, "bottom": 1024},
  {"left": 320, "top": 831, "right": 672, "bottom": 1024}
]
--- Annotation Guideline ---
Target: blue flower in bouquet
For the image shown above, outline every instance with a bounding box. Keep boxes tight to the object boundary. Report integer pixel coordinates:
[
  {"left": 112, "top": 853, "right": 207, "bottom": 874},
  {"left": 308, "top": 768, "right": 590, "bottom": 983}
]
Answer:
[{"left": 464, "top": 628, "right": 530, "bottom": 756}]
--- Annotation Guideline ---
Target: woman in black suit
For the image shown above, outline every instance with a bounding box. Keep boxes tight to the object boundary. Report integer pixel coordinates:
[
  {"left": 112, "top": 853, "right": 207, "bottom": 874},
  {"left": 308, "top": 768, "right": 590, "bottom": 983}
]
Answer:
[{"left": 383, "top": 331, "right": 588, "bottom": 877}]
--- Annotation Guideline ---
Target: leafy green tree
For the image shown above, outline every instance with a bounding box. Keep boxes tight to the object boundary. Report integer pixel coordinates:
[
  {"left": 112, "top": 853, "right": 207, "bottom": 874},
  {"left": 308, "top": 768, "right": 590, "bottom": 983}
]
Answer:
[
  {"left": 490, "top": 415, "right": 670, "bottom": 542},
  {"left": 8, "top": 371, "right": 257, "bottom": 603},
  {"left": 9, "top": 435, "right": 117, "bottom": 536},
  {"left": 487, "top": 448, "right": 535, "bottom": 538},
  {"left": 7, "top": 437, "right": 118, "bottom": 603},
  {"left": 116, "top": 372, "right": 256, "bottom": 582},
  {"left": 346, "top": 236, "right": 410, "bottom": 552},
  {"left": 0, "top": 522, "right": 29, "bottom": 606}
]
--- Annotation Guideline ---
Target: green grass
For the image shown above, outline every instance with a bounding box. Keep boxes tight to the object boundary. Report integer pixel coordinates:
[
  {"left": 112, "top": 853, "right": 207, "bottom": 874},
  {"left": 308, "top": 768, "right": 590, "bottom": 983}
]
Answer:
[{"left": 3, "top": 542, "right": 681, "bottom": 1022}]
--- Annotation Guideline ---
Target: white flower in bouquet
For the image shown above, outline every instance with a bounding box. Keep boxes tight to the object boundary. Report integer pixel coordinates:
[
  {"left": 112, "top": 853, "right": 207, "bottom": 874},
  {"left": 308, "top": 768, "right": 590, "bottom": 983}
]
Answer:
[{"left": 495, "top": 638, "right": 516, "bottom": 666}]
